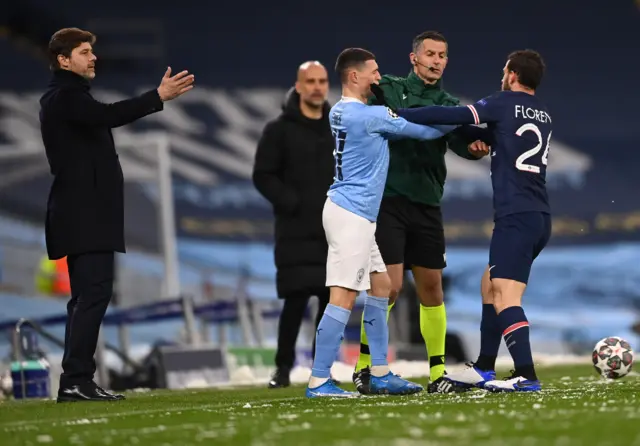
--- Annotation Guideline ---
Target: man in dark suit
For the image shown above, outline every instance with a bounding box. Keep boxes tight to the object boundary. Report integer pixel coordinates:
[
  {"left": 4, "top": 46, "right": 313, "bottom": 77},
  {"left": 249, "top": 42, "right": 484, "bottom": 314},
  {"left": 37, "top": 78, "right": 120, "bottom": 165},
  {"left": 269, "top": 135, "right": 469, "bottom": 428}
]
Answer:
[
  {"left": 39, "top": 27, "right": 194, "bottom": 402},
  {"left": 253, "top": 61, "right": 335, "bottom": 388}
]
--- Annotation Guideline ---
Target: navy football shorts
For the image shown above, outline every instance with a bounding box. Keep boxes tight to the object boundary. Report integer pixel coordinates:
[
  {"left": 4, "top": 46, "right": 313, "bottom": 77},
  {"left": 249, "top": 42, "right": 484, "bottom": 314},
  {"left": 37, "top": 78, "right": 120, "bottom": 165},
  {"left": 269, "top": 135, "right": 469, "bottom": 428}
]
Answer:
[{"left": 489, "top": 212, "right": 552, "bottom": 284}]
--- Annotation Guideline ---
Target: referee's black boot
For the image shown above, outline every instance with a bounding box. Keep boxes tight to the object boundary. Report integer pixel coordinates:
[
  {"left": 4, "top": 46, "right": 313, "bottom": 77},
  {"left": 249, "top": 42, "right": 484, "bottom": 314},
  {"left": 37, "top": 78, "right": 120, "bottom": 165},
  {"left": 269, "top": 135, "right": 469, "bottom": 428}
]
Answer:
[
  {"left": 57, "top": 380, "right": 125, "bottom": 403},
  {"left": 352, "top": 366, "right": 372, "bottom": 394},
  {"left": 427, "top": 372, "right": 469, "bottom": 394},
  {"left": 268, "top": 367, "right": 291, "bottom": 389}
]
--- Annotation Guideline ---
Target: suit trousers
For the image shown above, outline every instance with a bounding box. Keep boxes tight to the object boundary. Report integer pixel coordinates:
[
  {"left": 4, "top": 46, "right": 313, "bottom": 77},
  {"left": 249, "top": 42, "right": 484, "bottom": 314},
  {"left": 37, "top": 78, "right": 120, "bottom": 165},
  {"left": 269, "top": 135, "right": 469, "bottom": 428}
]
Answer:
[
  {"left": 60, "top": 251, "right": 114, "bottom": 387},
  {"left": 275, "top": 287, "right": 330, "bottom": 370}
]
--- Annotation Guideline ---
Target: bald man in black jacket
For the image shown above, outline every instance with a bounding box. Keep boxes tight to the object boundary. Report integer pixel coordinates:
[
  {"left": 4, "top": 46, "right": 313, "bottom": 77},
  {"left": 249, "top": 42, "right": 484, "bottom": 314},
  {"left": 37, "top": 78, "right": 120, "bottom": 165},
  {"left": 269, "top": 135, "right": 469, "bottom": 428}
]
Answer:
[{"left": 253, "top": 62, "right": 335, "bottom": 388}]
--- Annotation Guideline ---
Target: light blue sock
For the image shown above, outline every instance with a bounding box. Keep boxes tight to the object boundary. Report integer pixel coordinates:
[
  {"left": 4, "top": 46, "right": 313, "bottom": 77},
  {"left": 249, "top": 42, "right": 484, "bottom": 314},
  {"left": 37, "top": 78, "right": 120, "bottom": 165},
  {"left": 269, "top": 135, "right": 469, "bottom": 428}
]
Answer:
[
  {"left": 310, "top": 304, "right": 351, "bottom": 379},
  {"left": 363, "top": 296, "right": 390, "bottom": 366}
]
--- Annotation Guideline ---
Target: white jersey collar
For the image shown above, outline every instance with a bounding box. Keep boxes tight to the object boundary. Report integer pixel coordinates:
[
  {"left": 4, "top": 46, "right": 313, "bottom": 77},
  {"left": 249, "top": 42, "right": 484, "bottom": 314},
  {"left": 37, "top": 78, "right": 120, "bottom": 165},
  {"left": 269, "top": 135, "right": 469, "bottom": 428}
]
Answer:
[{"left": 341, "top": 96, "right": 365, "bottom": 104}]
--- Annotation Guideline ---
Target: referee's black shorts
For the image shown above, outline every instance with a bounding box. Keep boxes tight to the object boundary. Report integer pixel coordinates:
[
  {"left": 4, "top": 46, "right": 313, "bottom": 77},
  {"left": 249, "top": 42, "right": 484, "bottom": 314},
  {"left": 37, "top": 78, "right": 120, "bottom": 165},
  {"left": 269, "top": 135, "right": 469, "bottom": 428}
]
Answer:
[{"left": 375, "top": 196, "right": 447, "bottom": 270}]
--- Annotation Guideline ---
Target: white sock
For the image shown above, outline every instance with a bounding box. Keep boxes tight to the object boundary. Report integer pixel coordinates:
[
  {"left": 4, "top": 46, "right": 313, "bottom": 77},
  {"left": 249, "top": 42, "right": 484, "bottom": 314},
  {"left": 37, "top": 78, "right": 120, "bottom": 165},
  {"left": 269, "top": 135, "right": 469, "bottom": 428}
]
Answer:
[
  {"left": 309, "top": 376, "right": 329, "bottom": 388},
  {"left": 371, "top": 365, "right": 390, "bottom": 377}
]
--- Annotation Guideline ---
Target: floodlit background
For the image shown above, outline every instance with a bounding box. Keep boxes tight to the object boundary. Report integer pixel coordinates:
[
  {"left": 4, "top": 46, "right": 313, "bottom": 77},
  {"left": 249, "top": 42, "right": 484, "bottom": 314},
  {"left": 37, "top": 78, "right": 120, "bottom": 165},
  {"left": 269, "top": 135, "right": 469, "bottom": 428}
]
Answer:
[{"left": 1, "top": 0, "right": 639, "bottom": 391}]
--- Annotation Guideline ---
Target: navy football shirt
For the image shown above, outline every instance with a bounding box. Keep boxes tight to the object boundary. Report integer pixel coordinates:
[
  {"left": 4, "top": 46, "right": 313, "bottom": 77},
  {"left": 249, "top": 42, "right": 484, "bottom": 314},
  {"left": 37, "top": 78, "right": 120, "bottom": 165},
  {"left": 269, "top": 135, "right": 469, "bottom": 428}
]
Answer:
[{"left": 397, "top": 91, "right": 552, "bottom": 218}]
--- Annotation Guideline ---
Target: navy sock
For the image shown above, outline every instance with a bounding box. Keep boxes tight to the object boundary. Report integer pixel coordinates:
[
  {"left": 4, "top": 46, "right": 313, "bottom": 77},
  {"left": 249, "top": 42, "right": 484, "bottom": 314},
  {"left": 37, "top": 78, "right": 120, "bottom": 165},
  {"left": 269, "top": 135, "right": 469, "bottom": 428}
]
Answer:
[
  {"left": 476, "top": 304, "right": 500, "bottom": 371},
  {"left": 497, "top": 306, "right": 537, "bottom": 381},
  {"left": 311, "top": 304, "right": 350, "bottom": 380}
]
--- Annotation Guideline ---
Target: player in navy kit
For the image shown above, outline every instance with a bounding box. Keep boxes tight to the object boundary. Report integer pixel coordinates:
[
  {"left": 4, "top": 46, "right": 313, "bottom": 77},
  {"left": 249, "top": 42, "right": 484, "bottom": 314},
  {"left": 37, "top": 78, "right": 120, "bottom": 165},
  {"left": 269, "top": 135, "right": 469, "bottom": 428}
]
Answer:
[{"left": 395, "top": 50, "right": 551, "bottom": 392}]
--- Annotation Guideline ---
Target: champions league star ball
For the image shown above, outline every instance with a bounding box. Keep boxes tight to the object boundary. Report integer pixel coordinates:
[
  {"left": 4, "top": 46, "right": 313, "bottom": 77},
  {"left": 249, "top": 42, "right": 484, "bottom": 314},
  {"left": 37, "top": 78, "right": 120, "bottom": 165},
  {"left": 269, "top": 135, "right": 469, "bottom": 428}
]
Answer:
[{"left": 592, "top": 336, "right": 634, "bottom": 379}]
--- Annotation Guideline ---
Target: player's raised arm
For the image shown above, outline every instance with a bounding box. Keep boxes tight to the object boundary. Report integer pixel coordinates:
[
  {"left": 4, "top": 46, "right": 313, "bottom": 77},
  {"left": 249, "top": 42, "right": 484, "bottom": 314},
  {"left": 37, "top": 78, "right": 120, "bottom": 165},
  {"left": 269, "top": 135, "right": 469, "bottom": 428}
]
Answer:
[
  {"left": 396, "top": 95, "right": 502, "bottom": 126},
  {"left": 367, "top": 106, "right": 457, "bottom": 141}
]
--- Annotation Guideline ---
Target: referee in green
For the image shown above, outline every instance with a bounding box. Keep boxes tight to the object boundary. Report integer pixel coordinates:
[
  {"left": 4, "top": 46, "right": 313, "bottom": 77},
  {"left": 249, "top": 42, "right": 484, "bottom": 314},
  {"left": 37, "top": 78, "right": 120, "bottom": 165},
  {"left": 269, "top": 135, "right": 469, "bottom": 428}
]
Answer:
[{"left": 353, "top": 31, "right": 490, "bottom": 394}]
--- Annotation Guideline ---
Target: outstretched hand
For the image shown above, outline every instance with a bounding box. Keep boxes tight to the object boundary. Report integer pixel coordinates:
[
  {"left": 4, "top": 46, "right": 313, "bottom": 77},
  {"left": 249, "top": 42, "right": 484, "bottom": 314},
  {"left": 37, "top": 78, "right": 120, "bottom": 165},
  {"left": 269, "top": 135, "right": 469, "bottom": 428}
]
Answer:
[{"left": 157, "top": 67, "right": 195, "bottom": 101}]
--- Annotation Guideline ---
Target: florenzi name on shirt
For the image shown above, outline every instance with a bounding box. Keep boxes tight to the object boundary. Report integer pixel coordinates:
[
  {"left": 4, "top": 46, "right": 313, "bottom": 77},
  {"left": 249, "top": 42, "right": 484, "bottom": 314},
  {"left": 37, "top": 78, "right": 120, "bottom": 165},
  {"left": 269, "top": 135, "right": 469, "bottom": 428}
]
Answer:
[{"left": 514, "top": 105, "right": 551, "bottom": 124}]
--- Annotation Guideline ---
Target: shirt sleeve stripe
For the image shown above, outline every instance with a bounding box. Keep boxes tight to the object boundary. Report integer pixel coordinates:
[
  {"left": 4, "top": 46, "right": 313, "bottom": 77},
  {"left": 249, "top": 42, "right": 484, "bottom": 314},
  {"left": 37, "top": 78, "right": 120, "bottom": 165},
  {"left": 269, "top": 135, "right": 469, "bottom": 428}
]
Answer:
[{"left": 467, "top": 105, "right": 480, "bottom": 125}]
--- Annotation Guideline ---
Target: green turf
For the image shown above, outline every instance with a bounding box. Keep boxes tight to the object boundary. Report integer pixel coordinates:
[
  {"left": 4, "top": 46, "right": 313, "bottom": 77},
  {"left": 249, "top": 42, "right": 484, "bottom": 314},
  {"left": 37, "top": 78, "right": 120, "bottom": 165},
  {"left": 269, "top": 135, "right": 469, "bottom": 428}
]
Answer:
[{"left": 1, "top": 364, "right": 639, "bottom": 445}]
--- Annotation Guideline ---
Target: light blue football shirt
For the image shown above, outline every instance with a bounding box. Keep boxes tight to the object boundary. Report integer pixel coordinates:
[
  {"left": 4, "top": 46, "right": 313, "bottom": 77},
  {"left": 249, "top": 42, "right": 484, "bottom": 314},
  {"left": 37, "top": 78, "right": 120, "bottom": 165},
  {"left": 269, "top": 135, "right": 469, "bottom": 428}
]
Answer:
[{"left": 328, "top": 96, "right": 455, "bottom": 222}]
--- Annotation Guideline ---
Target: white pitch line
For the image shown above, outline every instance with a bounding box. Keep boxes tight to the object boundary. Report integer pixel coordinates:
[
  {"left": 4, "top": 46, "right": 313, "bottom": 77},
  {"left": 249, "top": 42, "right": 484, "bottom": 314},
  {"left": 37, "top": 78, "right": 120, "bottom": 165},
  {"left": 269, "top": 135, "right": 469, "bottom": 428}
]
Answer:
[{"left": 0, "top": 396, "right": 304, "bottom": 429}]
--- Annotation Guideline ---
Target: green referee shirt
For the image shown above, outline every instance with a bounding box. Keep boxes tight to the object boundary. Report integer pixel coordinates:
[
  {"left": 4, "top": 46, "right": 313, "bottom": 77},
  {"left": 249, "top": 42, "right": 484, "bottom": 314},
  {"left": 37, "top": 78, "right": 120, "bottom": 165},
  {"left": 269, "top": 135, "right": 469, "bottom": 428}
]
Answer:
[{"left": 370, "top": 71, "right": 480, "bottom": 207}]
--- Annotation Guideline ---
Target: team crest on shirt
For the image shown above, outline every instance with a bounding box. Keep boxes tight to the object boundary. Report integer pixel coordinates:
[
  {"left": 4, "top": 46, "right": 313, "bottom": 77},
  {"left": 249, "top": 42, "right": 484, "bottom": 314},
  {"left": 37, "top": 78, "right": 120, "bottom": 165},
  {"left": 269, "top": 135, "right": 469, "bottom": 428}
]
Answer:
[
  {"left": 356, "top": 268, "right": 365, "bottom": 283},
  {"left": 386, "top": 107, "right": 399, "bottom": 119}
]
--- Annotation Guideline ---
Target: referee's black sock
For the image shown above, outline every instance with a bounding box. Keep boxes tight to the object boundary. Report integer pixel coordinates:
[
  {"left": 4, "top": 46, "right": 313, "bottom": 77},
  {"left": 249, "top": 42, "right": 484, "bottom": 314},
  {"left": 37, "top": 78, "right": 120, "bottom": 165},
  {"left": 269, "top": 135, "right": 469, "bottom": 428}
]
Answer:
[{"left": 355, "top": 342, "right": 371, "bottom": 371}]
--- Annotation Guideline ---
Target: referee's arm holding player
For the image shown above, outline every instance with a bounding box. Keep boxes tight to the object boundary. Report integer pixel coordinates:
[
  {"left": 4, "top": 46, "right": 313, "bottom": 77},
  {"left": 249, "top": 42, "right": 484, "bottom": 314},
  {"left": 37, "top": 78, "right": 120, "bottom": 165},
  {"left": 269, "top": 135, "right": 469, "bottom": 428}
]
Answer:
[
  {"left": 40, "top": 27, "right": 193, "bottom": 403},
  {"left": 352, "top": 31, "right": 490, "bottom": 394}
]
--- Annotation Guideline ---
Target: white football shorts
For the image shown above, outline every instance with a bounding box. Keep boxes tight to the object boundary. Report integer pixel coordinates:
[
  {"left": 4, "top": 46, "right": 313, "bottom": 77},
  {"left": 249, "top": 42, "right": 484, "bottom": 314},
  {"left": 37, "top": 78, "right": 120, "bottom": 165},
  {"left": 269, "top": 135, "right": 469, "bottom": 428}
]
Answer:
[{"left": 322, "top": 198, "right": 386, "bottom": 291}]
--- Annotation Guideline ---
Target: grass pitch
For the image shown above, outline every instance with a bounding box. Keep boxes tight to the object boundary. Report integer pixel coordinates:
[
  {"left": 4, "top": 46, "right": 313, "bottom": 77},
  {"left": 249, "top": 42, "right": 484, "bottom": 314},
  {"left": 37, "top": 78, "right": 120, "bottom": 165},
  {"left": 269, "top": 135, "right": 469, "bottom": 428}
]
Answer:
[{"left": 1, "top": 364, "right": 639, "bottom": 445}]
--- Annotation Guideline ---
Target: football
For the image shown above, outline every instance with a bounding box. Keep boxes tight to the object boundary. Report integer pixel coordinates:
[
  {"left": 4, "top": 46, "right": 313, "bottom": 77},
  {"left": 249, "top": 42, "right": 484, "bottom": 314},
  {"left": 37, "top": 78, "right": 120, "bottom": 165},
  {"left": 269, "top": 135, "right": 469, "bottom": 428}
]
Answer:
[{"left": 592, "top": 336, "right": 634, "bottom": 379}]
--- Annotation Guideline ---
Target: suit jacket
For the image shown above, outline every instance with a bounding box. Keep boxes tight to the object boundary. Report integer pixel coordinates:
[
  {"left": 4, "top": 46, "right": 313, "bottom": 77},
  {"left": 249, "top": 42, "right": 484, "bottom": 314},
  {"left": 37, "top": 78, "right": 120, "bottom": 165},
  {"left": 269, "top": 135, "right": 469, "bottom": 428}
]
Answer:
[{"left": 39, "top": 69, "right": 163, "bottom": 259}]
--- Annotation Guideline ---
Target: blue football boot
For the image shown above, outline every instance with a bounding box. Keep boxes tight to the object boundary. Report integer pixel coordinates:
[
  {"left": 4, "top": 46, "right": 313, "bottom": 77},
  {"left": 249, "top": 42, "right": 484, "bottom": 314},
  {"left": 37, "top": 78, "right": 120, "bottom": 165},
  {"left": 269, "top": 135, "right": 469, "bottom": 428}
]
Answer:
[
  {"left": 305, "top": 379, "right": 360, "bottom": 399},
  {"left": 370, "top": 372, "right": 424, "bottom": 395},
  {"left": 484, "top": 374, "right": 542, "bottom": 393}
]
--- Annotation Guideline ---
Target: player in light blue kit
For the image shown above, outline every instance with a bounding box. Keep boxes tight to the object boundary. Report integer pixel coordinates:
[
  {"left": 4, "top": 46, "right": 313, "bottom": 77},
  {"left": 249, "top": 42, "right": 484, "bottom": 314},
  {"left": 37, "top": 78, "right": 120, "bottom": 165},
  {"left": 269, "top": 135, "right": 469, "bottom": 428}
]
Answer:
[{"left": 306, "top": 48, "right": 457, "bottom": 398}]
